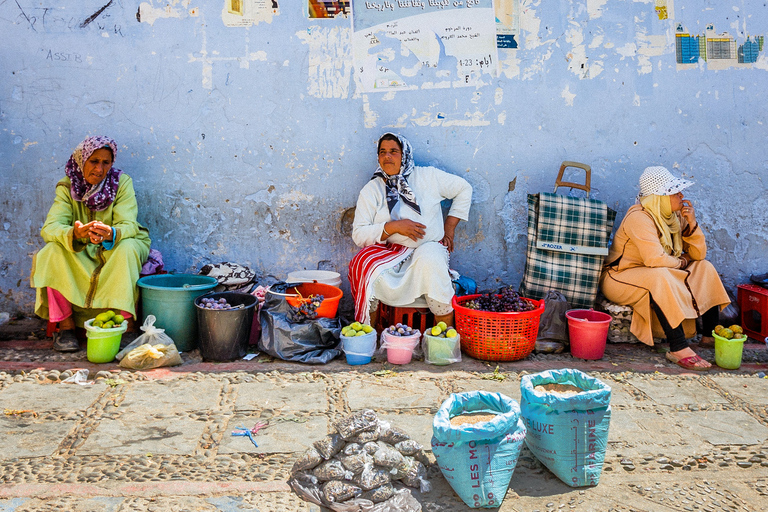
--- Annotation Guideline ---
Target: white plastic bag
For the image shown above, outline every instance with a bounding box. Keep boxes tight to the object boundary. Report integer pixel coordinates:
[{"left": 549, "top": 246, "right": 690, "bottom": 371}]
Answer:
[{"left": 115, "top": 315, "right": 175, "bottom": 361}]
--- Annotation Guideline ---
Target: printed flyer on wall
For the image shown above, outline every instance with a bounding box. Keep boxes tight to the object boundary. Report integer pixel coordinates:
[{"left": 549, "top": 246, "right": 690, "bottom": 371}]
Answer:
[{"left": 351, "top": 0, "right": 498, "bottom": 92}]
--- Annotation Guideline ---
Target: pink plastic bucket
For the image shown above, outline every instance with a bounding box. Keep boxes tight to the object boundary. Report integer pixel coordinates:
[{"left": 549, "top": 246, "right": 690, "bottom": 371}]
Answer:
[
  {"left": 566, "top": 309, "right": 611, "bottom": 360},
  {"left": 382, "top": 331, "right": 420, "bottom": 365}
]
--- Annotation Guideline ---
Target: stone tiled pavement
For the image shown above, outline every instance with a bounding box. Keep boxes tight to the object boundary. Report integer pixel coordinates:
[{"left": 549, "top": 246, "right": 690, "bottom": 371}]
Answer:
[{"left": 0, "top": 325, "right": 767, "bottom": 511}]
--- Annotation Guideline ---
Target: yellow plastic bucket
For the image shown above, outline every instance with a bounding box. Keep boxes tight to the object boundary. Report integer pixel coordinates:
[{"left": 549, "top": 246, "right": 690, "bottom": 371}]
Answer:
[{"left": 712, "top": 331, "right": 745, "bottom": 370}]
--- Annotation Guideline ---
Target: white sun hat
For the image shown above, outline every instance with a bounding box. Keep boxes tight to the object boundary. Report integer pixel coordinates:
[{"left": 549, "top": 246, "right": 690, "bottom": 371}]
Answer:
[{"left": 638, "top": 166, "right": 694, "bottom": 198}]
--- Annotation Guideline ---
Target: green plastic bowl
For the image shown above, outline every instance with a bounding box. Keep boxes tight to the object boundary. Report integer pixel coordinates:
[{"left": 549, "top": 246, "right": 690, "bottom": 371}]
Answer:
[{"left": 84, "top": 318, "right": 127, "bottom": 363}]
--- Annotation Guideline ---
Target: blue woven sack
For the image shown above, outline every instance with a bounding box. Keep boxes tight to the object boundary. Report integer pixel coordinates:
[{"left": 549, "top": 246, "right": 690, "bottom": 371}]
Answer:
[
  {"left": 520, "top": 369, "right": 611, "bottom": 487},
  {"left": 431, "top": 391, "right": 527, "bottom": 509}
]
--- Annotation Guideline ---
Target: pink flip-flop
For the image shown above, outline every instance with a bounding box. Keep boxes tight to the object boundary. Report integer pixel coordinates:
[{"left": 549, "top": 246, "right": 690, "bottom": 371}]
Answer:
[{"left": 666, "top": 351, "right": 710, "bottom": 371}]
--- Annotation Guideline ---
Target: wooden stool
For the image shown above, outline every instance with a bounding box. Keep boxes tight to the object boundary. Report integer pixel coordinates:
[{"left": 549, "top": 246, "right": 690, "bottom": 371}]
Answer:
[{"left": 375, "top": 303, "right": 435, "bottom": 335}]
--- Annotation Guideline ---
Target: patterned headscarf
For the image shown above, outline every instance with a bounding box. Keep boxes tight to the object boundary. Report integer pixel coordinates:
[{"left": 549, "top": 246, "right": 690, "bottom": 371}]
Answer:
[
  {"left": 65, "top": 136, "right": 122, "bottom": 211},
  {"left": 371, "top": 132, "right": 421, "bottom": 215}
]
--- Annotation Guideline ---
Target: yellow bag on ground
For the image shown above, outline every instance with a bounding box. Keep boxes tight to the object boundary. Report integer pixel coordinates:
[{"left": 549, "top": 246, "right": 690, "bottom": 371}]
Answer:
[{"left": 119, "top": 343, "right": 182, "bottom": 370}]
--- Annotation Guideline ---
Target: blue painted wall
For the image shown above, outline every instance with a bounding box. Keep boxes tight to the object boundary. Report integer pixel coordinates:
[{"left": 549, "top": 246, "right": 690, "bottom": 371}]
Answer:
[{"left": 1, "top": 0, "right": 766, "bottom": 315}]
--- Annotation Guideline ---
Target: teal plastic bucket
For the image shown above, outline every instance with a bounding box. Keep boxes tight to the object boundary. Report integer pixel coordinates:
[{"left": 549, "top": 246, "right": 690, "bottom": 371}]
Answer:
[{"left": 137, "top": 274, "right": 218, "bottom": 352}]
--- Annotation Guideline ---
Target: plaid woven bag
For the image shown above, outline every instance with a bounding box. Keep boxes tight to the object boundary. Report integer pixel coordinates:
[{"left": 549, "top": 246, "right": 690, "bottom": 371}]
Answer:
[{"left": 519, "top": 192, "right": 616, "bottom": 309}]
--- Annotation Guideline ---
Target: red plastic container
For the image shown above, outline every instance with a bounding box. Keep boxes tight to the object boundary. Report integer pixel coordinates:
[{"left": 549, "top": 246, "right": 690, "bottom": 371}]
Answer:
[
  {"left": 285, "top": 282, "right": 342, "bottom": 318},
  {"left": 566, "top": 309, "right": 611, "bottom": 360},
  {"left": 452, "top": 294, "right": 545, "bottom": 361}
]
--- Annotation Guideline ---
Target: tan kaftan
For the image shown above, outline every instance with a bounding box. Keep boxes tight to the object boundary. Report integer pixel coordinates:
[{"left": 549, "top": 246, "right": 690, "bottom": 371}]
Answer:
[{"left": 599, "top": 204, "right": 729, "bottom": 346}]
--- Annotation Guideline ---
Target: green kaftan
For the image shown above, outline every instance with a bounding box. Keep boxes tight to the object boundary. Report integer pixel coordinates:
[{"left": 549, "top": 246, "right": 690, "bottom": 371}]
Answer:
[{"left": 31, "top": 174, "right": 151, "bottom": 325}]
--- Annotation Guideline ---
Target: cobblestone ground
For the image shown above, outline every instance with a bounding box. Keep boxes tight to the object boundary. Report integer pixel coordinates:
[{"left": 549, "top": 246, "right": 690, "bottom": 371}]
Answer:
[{"left": 0, "top": 318, "right": 766, "bottom": 511}]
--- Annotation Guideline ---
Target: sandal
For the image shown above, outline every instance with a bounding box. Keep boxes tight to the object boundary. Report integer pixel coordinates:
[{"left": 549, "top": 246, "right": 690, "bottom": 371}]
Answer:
[
  {"left": 52, "top": 330, "right": 80, "bottom": 352},
  {"left": 666, "top": 351, "right": 710, "bottom": 371}
]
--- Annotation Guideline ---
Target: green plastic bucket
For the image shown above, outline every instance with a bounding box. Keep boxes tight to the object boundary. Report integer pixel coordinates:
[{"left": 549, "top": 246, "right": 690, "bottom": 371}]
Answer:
[
  {"left": 84, "top": 318, "right": 127, "bottom": 363},
  {"left": 137, "top": 274, "right": 218, "bottom": 352},
  {"left": 713, "top": 331, "right": 746, "bottom": 370}
]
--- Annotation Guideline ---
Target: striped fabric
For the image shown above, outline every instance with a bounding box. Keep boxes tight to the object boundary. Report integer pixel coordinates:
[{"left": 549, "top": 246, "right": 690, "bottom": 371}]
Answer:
[
  {"left": 348, "top": 243, "right": 412, "bottom": 325},
  {"left": 520, "top": 193, "right": 616, "bottom": 309}
]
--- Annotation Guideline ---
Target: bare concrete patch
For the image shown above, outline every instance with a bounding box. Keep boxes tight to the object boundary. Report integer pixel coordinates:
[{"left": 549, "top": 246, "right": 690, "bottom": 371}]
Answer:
[
  {"left": 120, "top": 380, "right": 222, "bottom": 411},
  {"left": 78, "top": 414, "right": 205, "bottom": 455},
  {"left": 0, "top": 416, "right": 75, "bottom": 458},
  {"left": 235, "top": 381, "right": 327, "bottom": 413},
  {"left": 628, "top": 378, "right": 728, "bottom": 406},
  {"left": 710, "top": 376, "right": 768, "bottom": 405},
  {"left": 0, "top": 381, "right": 106, "bottom": 412},
  {"left": 683, "top": 410, "right": 768, "bottom": 445},
  {"left": 347, "top": 376, "right": 441, "bottom": 410}
]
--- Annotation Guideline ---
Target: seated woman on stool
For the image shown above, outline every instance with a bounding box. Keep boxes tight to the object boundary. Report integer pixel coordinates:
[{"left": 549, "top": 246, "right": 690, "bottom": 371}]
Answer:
[
  {"left": 600, "top": 166, "right": 729, "bottom": 370},
  {"left": 31, "top": 136, "right": 151, "bottom": 352},
  {"left": 348, "top": 133, "right": 472, "bottom": 327}
]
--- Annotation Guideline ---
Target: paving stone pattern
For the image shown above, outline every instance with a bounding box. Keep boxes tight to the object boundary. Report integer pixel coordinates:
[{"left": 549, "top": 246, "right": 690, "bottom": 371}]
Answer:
[{"left": 0, "top": 364, "right": 766, "bottom": 512}]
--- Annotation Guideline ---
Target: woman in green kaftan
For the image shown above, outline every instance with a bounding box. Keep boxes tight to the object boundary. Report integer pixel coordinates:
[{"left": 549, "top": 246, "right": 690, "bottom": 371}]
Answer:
[{"left": 31, "top": 136, "right": 150, "bottom": 352}]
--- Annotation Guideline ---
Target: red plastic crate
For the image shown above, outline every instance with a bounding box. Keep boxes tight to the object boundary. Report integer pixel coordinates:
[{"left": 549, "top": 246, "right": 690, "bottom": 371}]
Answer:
[
  {"left": 737, "top": 284, "right": 768, "bottom": 341},
  {"left": 375, "top": 303, "right": 435, "bottom": 335},
  {"left": 452, "top": 294, "right": 545, "bottom": 361}
]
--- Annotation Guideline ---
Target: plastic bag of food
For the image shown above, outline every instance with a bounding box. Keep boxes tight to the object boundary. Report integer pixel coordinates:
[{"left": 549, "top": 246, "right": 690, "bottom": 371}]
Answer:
[
  {"left": 401, "top": 459, "right": 431, "bottom": 493},
  {"left": 349, "top": 423, "right": 380, "bottom": 443},
  {"left": 322, "top": 480, "right": 362, "bottom": 503},
  {"left": 118, "top": 343, "right": 182, "bottom": 370},
  {"left": 334, "top": 410, "right": 379, "bottom": 439},
  {"left": 378, "top": 423, "right": 410, "bottom": 445},
  {"left": 359, "top": 482, "right": 395, "bottom": 503},
  {"left": 314, "top": 433, "right": 345, "bottom": 460},
  {"left": 373, "top": 442, "right": 406, "bottom": 469},
  {"left": 115, "top": 315, "right": 176, "bottom": 360},
  {"left": 343, "top": 443, "right": 362, "bottom": 456},
  {"left": 313, "top": 459, "right": 353, "bottom": 481},
  {"left": 329, "top": 487, "right": 421, "bottom": 512},
  {"left": 362, "top": 441, "right": 379, "bottom": 454},
  {"left": 288, "top": 471, "right": 324, "bottom": 507},
  {"left": 291, "top": 446, "right": 324, "bottom": 474},
  {"left": 353, "top": 463, "right": 391, "bottom": 491},
  {"left": 394, "top": 440, "right": 422, "bottom": 456},
  {"left": 338, "top": 451, "right": 373, "bottom": 474}
]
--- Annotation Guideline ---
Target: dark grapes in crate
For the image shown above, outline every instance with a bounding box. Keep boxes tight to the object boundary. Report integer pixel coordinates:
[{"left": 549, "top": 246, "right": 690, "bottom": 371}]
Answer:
[{"left": 461, "top": 286, "right": 535, "bottom": 313}]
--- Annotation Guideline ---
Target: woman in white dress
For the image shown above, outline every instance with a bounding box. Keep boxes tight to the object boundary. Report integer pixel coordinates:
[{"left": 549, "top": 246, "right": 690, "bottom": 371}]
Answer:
[{"left": 348, "top": 133, "right": 472, "bottom": 326}]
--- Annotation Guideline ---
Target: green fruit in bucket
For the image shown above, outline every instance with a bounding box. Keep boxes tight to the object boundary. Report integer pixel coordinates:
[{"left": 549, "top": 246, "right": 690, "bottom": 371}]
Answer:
[
  {"left": 93, "top": 320, "right": 104, "bottom": 328},
  {"left": 720, "top": 328, "right": 734, "bottom": 340},
  {"left": 446, "top": 328, "right": 458, "bottom": 338},
  {"left": 437, "top": 321, "right": 448, "bottom": 331},
  {"left": 362, "top": 325, "right": 373, "bottom": 333},
  {"left": 431, "top": 325, "right": 443, "bottom": 336},
  {"left": 95, "top": 312, "right": 111, "bottom": 323},
  {"left": 102, "top": 321, "right": 115, "bottom": 329},
  {"left": 113, "top": 314, "right": 125, "bottom": 325},
  {"left": 356, "top": 330, "right": 367, "bottom": 336},
  {"left": 350, "top": 322, "right": 362, "bottom": 331}
]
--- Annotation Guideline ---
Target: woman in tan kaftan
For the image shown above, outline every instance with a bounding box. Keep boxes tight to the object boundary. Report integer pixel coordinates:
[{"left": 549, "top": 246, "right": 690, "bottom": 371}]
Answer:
[
  {"left": 600, "top": 166, "right": 729, "bottom": 371},
  {"left": 31, "top": 136, "right": 150, "bottom": 352}
]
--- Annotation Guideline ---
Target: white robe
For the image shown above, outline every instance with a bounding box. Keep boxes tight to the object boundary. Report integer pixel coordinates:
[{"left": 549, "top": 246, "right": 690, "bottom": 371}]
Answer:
[{"left": 352, "top": 165, "right": 472, "bottom": 308}]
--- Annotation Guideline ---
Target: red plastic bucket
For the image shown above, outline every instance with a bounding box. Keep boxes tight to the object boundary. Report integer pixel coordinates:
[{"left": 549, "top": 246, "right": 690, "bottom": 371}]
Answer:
[{"left": 566, "top": 309, "right": 611, "bottom": 360}]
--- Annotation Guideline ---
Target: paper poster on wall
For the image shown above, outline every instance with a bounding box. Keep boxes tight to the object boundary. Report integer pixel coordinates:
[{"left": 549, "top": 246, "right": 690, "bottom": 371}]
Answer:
[
  {"left": 351, "top": 0, "right": 498, "bottom": 93},
  {"left": 495, "top": 0, "right": 519, "bottom": 49},
  {"left": 675, "top": 23, "right": 764, "bottom": 70},
  {"left": 222, "top": 0, "right": 279, "bottom": 27},
  {"left": 307, "top": 1, "right": 350, "bottom": 18}
]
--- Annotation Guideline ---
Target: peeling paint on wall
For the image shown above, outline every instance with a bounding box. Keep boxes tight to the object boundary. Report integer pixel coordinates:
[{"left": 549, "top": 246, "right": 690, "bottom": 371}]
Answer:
[
  {"left": 137, "top": 1, "right": 184, "bottom": 25},
  {"left": 296, "top": 27, "right": 353, "bottom": 99}
]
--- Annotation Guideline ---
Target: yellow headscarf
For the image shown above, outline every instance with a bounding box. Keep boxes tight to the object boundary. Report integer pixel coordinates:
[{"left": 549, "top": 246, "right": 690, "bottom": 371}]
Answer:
[{"left": 639, "top": 195, "right": 682, "bottom": 257}]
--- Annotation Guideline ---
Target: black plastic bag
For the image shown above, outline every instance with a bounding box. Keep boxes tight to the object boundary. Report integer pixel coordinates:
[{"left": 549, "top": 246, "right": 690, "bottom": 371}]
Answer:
[
  {"left": 535, "top": 290, "right": 570, "bottom": 353},
  {"left": 258, "top": 285, "right": 342, "bottom": 364}
]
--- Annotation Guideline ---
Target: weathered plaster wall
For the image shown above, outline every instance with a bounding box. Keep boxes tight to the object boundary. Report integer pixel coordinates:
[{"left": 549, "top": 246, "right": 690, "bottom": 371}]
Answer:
[{"left": 1, "top": 0, "right": 766, "bottom": 315}]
